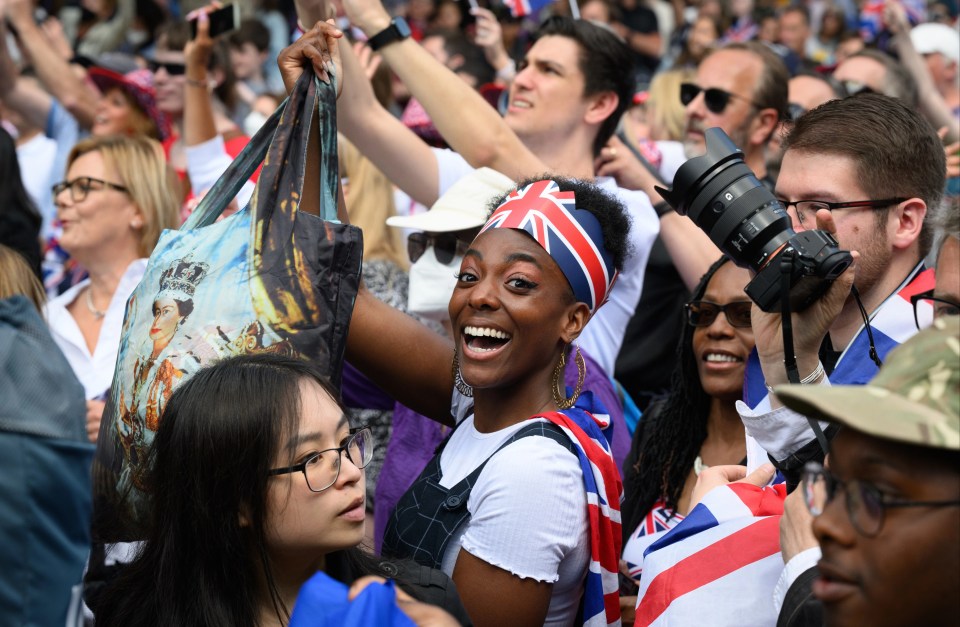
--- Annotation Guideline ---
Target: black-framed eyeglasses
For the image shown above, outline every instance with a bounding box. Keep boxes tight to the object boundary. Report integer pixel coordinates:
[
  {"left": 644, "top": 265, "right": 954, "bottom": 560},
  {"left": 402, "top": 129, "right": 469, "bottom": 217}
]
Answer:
[
  {"left": 685, "top": 299, "right": 753, "bottom": 328},
  {"left": 910, "top": 288, "right": 960, "bottom": 330},
  {"left": 407, "top": 232, "right": 471, "bottom": 265},
  {"left": 680, "top": 82, "right": 763, "bottom": 114},
  {"left": 147, "top": 59, "right": 187, "bottom": 76},
  {"left": 52, "top": 176, "right": 130, "bottom": 204},
  {"left": 787, "top": 102, "right": 806, "bottom": 123},
  {"left": 268, "top": 427, "right": 373, "bottom": 493},
  {"left": 802, "top": 461, "right": 960, "bottom": 538},
  {"left": 780, "top": 197, "right": 906, "bottom": 227}
]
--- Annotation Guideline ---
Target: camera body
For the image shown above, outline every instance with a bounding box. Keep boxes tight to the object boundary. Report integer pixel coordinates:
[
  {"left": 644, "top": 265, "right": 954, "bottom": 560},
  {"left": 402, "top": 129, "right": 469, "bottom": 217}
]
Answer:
[{"left": 655, "top": 128, "right": 852, "bottom": 312}]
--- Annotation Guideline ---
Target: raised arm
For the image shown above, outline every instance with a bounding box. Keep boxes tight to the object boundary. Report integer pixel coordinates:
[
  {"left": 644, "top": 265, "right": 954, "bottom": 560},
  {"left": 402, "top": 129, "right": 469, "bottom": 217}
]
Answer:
[
  {"left": 279, "top": 23, "right": 456, "bottom": 423},
  {"left": 5, "top": 0, "right": 99, "bottom": 128},
  {"left": 0, "top": 14, "right": 52, "bottom": 129},
  {"left": 339, "top": 0, "right": 547, "bottom": 181},
  {"left": 289, "top": 0, "right": 442, "bottom": 206}
]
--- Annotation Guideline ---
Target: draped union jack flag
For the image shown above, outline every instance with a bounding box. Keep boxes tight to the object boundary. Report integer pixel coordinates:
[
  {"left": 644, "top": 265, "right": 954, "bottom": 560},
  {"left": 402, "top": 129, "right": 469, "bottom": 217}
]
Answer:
[{"left": 481, "top": 179, "right": 617, "bottom": 312}]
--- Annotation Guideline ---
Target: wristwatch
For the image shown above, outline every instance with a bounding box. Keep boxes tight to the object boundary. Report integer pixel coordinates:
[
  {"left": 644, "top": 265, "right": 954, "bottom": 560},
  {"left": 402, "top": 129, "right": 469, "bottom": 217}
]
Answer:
[{"left": 368, "top": 16, "right": 411, "bottom": 51}]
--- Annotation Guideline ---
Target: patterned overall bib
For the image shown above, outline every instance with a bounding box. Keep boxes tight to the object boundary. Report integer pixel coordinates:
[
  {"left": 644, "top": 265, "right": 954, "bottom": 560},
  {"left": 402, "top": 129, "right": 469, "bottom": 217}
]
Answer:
[{"left": 382, "top": 420, "right": 576, "bottom": 569}]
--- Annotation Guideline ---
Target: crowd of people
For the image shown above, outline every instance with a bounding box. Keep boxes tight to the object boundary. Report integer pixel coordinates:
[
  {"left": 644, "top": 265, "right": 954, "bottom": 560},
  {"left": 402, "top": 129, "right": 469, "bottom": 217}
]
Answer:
[{"left": 0, "top": 0, "right": 958, "bottom": 622}]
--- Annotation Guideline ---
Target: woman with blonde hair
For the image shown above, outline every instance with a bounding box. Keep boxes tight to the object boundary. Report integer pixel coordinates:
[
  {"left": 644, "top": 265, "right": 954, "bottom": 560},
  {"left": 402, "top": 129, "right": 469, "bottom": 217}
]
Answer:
[
  {"left": 45, "top": 134, "right": 180, "bottom": 442},
  {"left": 645, "top": 68, "right": 695, "bottom": 142}
]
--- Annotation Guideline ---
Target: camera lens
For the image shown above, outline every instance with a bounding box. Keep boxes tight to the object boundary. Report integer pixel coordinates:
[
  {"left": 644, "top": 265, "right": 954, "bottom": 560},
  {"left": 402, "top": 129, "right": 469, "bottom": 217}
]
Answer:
[
  {"left": 654, "top": 129, "right": 793, "bottom": 273},
  {"left": 653, "top": 127, "right": 853, "bottom": 312}
]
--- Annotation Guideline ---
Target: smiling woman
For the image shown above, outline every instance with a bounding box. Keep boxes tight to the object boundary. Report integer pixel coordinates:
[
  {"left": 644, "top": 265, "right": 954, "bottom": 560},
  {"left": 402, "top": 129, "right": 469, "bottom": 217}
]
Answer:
[
  {"left": 345, "top": 176, "right": 631, "bottom": 627},
  {"left": 44, "top": 134, "right": 179, "bottom": 442},
  {"left": 620, "top": 256, "right": 755, "bottom": 584}
]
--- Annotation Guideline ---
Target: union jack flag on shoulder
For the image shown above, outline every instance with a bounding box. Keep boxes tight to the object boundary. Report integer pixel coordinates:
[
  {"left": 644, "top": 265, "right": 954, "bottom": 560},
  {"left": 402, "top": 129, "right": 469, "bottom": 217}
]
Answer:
[
  {"left": 634, "top": 482, "right": 786, "bottom": 627},
  {"left": 481, "top": 179, "right": 617, "bottom": 312},
  {"left": 539, "top": 409, "right": 623, "bottom": 627}
]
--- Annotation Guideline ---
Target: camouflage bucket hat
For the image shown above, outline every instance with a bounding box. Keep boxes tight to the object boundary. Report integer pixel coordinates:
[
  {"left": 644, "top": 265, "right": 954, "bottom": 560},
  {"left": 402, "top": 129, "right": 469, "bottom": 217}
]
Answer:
[{"left": 775, "top": 316, "right": 960, "bottom": 451}]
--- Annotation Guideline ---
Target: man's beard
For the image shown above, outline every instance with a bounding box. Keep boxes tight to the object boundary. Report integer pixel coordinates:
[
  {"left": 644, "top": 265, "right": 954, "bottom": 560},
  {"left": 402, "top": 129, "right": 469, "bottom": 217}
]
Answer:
[{"left": 683, "top": 119, "right": 751, "bottom": 160}]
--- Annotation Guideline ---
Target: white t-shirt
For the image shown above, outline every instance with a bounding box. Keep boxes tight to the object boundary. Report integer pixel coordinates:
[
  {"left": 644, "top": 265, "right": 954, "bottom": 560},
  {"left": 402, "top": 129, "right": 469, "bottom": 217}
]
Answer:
[
  {"left": 44, "top": 259, "right": 146, "bottom": 400},
  {"left": 439, "top": 393, "right": 590, "bottom": 626},
  {"left": 432, "top": 148, "right": 660, "bottom": 374}
]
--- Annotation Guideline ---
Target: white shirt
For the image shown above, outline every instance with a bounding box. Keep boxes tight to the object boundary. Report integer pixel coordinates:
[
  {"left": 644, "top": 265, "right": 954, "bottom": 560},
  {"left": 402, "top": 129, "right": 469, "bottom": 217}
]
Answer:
[
  {"left": 433, "top": 148, "right": 660, "bottom": 374},
  {"left": 44, "top": 259, "right": 146, "bottom": 400},
  {"left": 16, "top": 132, "right": 59, "bottom": 237},
  {"left": 185, "top": 135, "right": 256, "bottom": 211},
  {"left": 439, "top": 393, "right": 590, "bottom": 626}
]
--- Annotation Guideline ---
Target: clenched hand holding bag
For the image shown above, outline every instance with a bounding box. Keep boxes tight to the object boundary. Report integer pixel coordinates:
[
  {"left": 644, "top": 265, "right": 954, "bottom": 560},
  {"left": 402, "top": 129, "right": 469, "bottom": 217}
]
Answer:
[{"left": 92, "top": 69, "right": 362, "bottom": 541}]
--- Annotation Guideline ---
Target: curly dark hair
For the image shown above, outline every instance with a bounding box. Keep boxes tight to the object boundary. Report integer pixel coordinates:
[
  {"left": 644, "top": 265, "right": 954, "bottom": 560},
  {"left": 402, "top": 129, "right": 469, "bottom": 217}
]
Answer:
[
  {"left": 621, "top": 256, "right": 730, "bottom": 539},
  {"left": 487, "top": 174, "right": 633, "bottom": 275}
]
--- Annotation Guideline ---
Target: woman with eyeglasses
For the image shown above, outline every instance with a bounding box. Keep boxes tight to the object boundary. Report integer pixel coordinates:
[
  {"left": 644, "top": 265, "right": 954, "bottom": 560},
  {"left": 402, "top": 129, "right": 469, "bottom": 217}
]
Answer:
[
  {"left": 45, "top": 134, "right": 180, "bottom": 442},
  {"left": 619, "top": 256, "right": 755, "bottom": 590},
  {"left": 92, "top": 353, "right": 468, "bottom": 627}
]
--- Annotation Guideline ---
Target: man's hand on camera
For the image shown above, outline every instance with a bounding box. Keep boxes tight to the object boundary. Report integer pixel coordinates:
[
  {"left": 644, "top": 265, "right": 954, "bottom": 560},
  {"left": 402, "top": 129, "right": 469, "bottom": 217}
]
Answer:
[{"left": 752, "top": 209, "right": 858, "bottom": 392}]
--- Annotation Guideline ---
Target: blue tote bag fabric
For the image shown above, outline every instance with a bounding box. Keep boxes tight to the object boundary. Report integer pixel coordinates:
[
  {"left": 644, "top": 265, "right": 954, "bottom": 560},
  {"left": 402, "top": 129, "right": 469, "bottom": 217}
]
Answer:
[{"left": 92, "top": 70, "right": 363, "bottom": 541}]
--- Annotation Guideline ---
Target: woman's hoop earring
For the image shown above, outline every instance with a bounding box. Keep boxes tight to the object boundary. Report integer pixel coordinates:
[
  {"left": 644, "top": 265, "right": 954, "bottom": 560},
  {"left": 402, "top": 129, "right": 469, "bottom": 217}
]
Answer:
[
  {"left": 553, "top": 345, "right": 585, "bottom": 410},
  {"left": 452, "top": 349, "right": 473, "bottom": 397}
]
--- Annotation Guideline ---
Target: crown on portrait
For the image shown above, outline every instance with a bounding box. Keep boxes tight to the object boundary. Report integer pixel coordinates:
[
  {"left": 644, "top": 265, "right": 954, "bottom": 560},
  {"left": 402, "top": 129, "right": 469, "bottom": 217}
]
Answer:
[{"left": 157, "top": 256, "right": 209, "bottom": 301}]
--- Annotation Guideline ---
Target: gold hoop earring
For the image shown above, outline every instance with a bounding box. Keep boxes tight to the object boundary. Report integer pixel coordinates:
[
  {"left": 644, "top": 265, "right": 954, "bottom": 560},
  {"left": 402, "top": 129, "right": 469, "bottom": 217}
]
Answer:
[
  {"left": 553, "top": 345, "right": 585, "bottom": 409},
  {"left": 452, "top": 349, "right": 473, "bottom": 397}
]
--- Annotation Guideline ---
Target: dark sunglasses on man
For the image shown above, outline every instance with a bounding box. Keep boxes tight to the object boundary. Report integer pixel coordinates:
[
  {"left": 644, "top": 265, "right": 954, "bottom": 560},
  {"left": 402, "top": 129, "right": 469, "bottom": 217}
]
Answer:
[
  {"left": 407, "top": 232, "right": 470, "bottom": 266},
  {"left": 147, "top": 59, "right": 187, "bottom": 76},
  {"left": 685, "top": 299, "right": 753, "bottom": 328},
  {"left": 680, "top": 83, "right": 764, "bottom": 115}
]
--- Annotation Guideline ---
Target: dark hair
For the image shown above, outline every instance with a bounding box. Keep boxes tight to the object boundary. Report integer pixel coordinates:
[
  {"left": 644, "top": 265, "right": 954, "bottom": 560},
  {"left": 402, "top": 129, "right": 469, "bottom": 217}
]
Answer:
[
  {"left": 487, "top": 175, "right": 633, "bottom": 276},
  {"left": 784, "top": 93, "right": 944, "bottom": 257},
  {"left": 781, "top": 5, "right": 810, "bottom": 25},
  {"left": 423, "top": 27, "right": 495, "bottom": 86},
  {"left": 0, "top": 127, "right": 42, "bottom": 276},
  {"left": 533, "top": 16, "right": 636, "bottom": 157},
  {"left": 152, "top": 297, "right": 195, "bottom": 318},
  {"left": 621, "top": 256, "right": 730, "bottom": 537},
  {"left": 229, "top": 19, "right": 271, "bottom": 53},
  {"left": 846, "top": 49, "right": 918, "bottom": 109},
  {"left": 714, "top": 41, "right": 789, "bottom": 122},
  {"left": 93, "top": 354, "right": 388, "bottom": 627}
]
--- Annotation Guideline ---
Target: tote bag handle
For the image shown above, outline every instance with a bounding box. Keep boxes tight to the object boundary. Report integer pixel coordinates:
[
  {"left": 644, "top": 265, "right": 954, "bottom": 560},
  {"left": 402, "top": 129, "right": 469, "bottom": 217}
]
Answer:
[{"left": 181, "top": 69, "right": 339, "bottom": 231}]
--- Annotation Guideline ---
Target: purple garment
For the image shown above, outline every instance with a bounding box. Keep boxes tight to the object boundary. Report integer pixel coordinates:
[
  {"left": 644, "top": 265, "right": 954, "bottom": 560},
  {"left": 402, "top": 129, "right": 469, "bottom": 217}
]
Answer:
[{"left": 373, "top": 348, "right": 628, "bottom": 554}]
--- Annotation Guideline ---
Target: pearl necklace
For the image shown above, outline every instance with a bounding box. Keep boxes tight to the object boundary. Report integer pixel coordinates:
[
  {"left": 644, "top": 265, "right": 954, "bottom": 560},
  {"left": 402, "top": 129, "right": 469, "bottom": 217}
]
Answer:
[{"left": 85, "top": 288, "right": 106, "bottom": 320}]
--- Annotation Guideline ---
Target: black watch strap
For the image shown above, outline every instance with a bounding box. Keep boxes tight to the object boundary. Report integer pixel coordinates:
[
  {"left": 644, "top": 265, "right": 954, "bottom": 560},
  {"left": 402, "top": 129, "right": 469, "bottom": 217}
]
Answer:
[
  {"left": 653, "top": 200, "right": 674, "bottom": 218},
  {"left": 368, "top": 16, "right": 411, "bottom": 51}
]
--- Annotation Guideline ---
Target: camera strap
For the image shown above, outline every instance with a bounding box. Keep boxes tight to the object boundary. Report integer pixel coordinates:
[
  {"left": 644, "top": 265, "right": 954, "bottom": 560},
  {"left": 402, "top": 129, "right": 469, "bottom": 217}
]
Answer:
[{"left": 779, "top": 251, "right": 831, "bottom": 457}]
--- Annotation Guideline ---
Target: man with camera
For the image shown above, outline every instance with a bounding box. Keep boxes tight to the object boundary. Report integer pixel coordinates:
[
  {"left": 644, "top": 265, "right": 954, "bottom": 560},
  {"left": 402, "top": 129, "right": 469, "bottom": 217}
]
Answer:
[{"left": 739, "top": 92, "right": 944, "bottom": 483}]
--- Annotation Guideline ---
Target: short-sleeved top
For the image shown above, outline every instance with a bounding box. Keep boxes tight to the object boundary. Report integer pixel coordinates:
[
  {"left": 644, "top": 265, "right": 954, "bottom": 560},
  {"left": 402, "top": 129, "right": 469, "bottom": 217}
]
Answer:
[
  {"left": 432, "top": 148, "right": 660, "bottom": 375},
  {"left": 438, "top": 391, "right": 590, "bottom": 627}
]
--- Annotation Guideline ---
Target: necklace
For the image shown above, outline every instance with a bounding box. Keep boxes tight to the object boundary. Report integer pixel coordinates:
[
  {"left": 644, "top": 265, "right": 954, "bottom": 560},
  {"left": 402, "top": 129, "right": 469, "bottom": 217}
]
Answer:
[{"left": 85, "top": 287, "right": 106, "bottom": 320}]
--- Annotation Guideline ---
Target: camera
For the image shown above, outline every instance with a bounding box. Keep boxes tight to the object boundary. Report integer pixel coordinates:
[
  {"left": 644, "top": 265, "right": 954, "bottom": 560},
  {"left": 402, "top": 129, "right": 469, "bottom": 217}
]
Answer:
[{"left": 654, "top": 128, "right": 853, "bottom": 313}]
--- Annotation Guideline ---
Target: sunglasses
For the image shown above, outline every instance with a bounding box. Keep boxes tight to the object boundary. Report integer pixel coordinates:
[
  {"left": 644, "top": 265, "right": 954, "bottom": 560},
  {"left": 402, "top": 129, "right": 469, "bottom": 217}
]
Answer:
[
  {"left": 680, "top": 83, "right": 761, "bottom": 114},
  {"left": 407, "top": 232, "right": 470, "bottom": 265},
  {"left": 147, "top": 59, "right": 187, "bottom": 76},
  {"left": 685, "top": 299, "right": 753, "bottom": 328}
]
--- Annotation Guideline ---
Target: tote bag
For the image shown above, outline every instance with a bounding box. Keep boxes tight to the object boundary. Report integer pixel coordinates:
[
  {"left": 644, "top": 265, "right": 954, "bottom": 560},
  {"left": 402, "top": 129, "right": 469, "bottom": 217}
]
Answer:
[{"left": 92, "top": 69, "right": 363, "bottom": 541}]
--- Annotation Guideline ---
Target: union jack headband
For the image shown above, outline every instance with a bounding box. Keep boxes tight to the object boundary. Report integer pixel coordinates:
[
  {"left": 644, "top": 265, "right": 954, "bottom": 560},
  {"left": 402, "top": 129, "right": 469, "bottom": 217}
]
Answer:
[{"left": 480, "top": 179, "right": 618, "bottom": 312}]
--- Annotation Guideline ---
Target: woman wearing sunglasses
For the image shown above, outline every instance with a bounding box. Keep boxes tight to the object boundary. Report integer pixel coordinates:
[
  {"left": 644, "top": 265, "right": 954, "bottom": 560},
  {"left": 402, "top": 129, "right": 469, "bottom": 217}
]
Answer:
[
  {"left": 45, "top": 134, "right": 180, "bottom": 443},
  {"left": 620, "top": 257, "right": 755, "bottom": 590},
  {"left": 93, "top": 353, "right": 467, "bottom": 627}
]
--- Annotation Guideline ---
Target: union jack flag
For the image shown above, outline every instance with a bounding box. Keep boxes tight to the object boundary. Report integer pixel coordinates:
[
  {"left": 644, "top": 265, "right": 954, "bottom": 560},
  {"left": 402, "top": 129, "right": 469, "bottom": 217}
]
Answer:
[
  {"left": 634, "top": 483, "right": 786, "bottom": 627},
  {"left": 539, "top": 409, "right": 623, "bottom": 627},
  {"left": 503, "top": 0, "right": 554, "bottom": 18},
  {"left": 481, "top": 179, "right": 617, "bottom": 312},
  {"left": 622, "top": 501, "right": 684, "bottom": 579}
]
